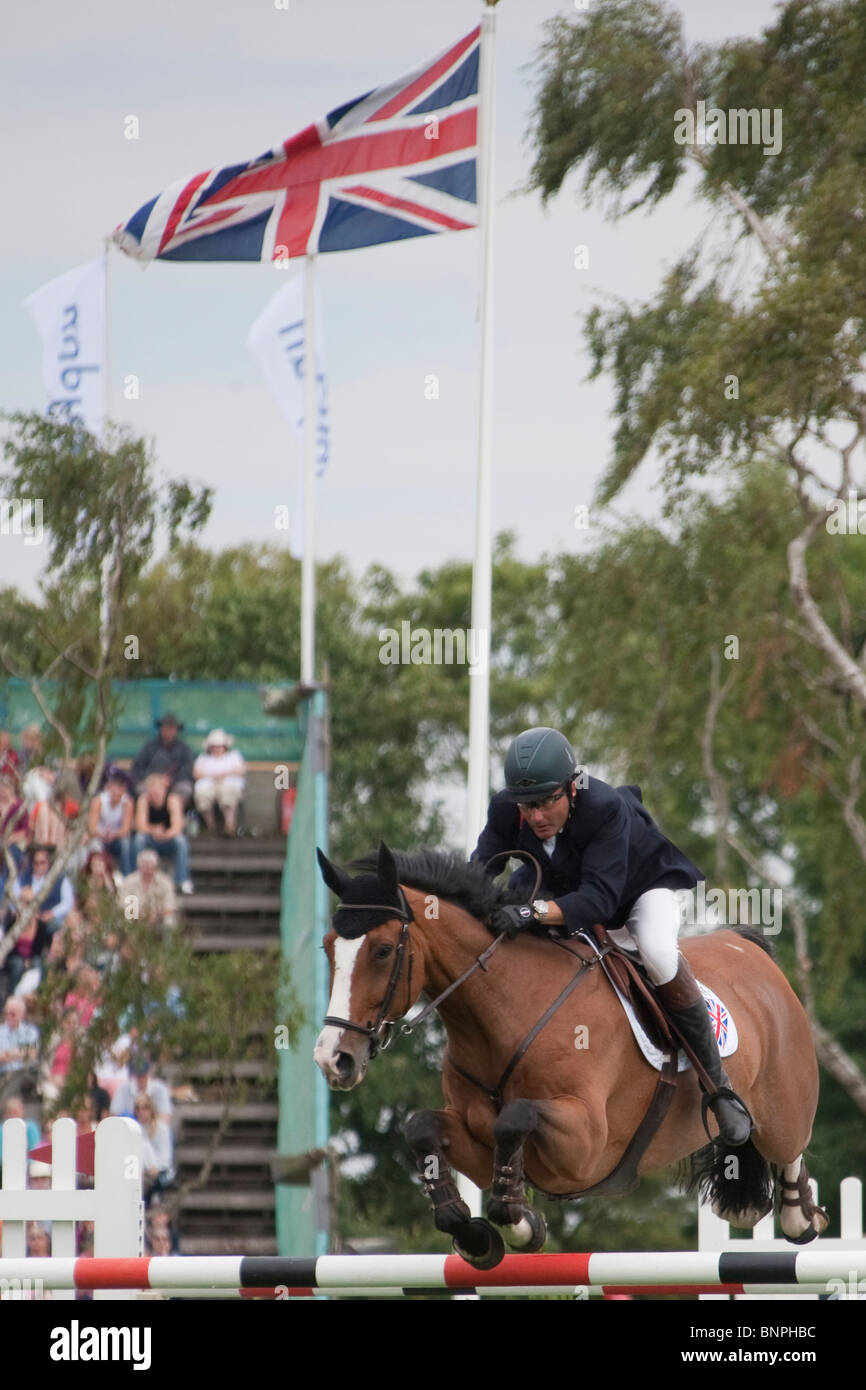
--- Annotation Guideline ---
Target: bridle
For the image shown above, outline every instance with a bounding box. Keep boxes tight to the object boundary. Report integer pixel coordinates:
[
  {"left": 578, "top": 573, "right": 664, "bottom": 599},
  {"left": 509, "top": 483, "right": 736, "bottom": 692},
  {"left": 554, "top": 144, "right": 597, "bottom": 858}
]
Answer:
[
  {"left": 321, "top": 851, "right": 543, "bottom": 1061},
  {"left": 322, "top": 884, "right": 415, "bottom": 1059}
]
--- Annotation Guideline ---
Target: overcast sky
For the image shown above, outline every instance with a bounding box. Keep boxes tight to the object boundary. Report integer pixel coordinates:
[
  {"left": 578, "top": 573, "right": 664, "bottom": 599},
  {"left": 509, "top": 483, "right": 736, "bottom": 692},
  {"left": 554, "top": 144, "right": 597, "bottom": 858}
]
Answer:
[{"left": 2, "top": 0, "right": 785, "bottom": 599}]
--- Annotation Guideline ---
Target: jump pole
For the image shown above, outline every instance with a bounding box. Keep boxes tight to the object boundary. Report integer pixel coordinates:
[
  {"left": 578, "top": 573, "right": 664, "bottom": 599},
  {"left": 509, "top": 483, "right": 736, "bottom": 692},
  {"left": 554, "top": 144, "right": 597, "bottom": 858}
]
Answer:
[{"left": 3, "top": 1250, "right": 865, "bottom": 1291}]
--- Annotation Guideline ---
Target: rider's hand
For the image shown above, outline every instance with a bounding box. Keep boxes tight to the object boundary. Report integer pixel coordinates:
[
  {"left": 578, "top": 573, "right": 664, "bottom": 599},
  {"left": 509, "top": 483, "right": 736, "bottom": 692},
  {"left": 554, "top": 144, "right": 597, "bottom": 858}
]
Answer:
[{"left": 491, "top": 904, "right": 536, "bottom": 939}]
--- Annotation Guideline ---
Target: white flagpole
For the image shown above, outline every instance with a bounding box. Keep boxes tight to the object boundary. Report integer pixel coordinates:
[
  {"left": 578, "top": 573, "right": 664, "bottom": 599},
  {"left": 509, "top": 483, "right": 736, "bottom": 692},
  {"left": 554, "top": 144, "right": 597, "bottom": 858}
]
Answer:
[
  {"left": 301, "top": 254, "right": 318, "bottom": 685},
  {"left": 100, "top": 241, "right": 112, "bottom": 659},
  {"left": 465, "top": 3, "right": 497, "bottom": 861},
  {"left": 458, "top": 1, "right": 498, "bottom": 1226}
]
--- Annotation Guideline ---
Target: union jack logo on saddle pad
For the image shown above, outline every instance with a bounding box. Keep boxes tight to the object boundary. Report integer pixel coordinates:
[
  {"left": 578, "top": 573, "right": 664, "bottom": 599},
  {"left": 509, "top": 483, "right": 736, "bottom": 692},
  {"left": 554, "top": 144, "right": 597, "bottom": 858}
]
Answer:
[{"left": 114, "top": 27, "right": 479, "bottom": 264}]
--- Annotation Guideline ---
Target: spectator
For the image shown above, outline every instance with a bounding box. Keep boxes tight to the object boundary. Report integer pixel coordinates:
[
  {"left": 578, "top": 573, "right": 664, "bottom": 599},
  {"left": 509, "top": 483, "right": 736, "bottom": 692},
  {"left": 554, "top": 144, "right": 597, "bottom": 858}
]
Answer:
[
  {"left": 43, "top": 1006, "right": 80, "bottom": 1101},
  {"left": 0, "top": 1094, "right": 41, "bottom": 1162},
  {"left": 134, "top": 773, "right": 192, "bottom": 894},
  {"left": 87, "top": 771, "right": 134, "bottom": 874},
  {"left": 27, "top": 1221, "right": 51, "bottom": 1257},
  {"left": 16, "top": 846, "right": 75, "bottom": 933},
  {"left": 0, "top": 773, "right": 29, "bottom": 852},
  {"left": 88, "top": 1071, "right": 112, "bottom": 1122},
  {"left": 0, "top": 731, "right": 20, "bottom": 787},
  {"left": 19, "top": 725, "right": 43, "bottom": 774},
  {"left": 133, "top": 1093, "right": 174, "bottom": 1202},
  {"left": 0, "top": 900, "right": 51, "bottom": 1003},
  {"left": 0, "top": 996, "right": 39, "bottom": 1099},
  {"left": 145, "top": 1207, "right": 177, "bottom": 1254},
  {"left": 110, "top": 1055, "right": 172, "bottom": 1125},
  {"left": 29, "top": 1160, "right": 52, "bottom": 1188},
  {"left": 193, "top": 729, "right": 246, "bottom": 837},
  {"left": 64, "top": 963, "right": 101, "bottom": 1030},
  {"left": 31, "top": 779, "right": 80, "bottom": 851},
  {"left": 121, "top": 848, "right": 178, "bottom": 929},
  {"left": 79, "top": 847, "right": 119, "bottom": 921},
  {"left": 131, "top": 713, "right": 194, "bottom": 809}
]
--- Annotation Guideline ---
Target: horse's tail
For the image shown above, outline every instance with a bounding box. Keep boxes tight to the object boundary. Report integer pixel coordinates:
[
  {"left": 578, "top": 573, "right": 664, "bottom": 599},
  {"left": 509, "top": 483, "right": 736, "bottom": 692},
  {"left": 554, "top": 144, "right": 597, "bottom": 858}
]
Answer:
[{"left": 685, "top": 1137, "right": 775, "bottom": 1225}]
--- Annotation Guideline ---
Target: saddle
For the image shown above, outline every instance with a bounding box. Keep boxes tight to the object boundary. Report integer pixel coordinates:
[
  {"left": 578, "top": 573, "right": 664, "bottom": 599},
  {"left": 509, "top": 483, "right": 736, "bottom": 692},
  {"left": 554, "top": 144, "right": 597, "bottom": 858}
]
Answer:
[{"left": 590, "top": 924, "right": 677, "bottom": 1055}]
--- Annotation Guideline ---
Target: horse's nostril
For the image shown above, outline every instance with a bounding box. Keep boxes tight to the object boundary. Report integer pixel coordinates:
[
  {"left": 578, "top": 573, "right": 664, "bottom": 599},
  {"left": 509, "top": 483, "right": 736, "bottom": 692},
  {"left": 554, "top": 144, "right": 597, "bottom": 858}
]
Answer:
[{"left": 335, "top": 1052, "right": 354, "bottom": 1080}]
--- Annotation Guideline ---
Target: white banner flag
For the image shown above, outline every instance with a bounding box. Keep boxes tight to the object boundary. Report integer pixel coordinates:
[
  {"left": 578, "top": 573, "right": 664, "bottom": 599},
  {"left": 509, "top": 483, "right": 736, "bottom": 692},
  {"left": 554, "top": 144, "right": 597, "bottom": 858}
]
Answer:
[
  {"left": 24, "top": 257, "right": 106, "bottom": 440},
  {"left": 247, "top": 273, "right": 330, "bottom": 558}
]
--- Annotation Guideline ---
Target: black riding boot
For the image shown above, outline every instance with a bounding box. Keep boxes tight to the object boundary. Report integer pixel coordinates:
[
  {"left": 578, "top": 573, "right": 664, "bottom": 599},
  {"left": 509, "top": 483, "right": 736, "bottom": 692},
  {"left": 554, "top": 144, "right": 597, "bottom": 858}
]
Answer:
[{"left": 656, "top": 957, "right": 752, "bottom": 1147}]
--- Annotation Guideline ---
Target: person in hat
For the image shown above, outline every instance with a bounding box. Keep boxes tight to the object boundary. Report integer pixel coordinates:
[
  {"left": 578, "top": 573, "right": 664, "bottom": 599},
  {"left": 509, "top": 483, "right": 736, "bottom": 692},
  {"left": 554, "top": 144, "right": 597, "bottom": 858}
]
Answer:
[
  {"left": 131, "top": 713, "right": 195, "bottom": 809},
  {"left": 192, "top": 729, "right": 246, "bottom": 836},
  {"left": 471, "top": 726, "right": 752, "bottom": 1148}
]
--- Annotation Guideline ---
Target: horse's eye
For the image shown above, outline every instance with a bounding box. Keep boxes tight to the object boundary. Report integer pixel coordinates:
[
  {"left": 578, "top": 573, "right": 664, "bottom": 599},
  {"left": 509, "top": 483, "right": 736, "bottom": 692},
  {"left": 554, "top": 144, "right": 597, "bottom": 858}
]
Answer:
[{"left": 372, "top": 943, "right": 394, "bottom": 962}]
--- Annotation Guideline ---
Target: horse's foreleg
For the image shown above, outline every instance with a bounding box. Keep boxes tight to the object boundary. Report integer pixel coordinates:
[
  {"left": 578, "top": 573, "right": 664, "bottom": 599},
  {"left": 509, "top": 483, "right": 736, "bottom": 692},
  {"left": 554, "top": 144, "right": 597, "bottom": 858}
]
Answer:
[
  {"left": 404, "top": 1108, "right": 504, "bottom": 1269},
  {"left": 487, "top": 1099, "right": 548, "bottom": 1251}
]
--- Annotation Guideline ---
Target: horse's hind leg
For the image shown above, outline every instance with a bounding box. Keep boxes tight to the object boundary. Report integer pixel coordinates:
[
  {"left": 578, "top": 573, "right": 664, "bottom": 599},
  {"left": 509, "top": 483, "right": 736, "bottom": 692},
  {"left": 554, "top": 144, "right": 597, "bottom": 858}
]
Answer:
[
  {"left": 779, "top": 1155, "right": 829, "bottom": 1244},
  {"left": 404, "top": 1108, "right": 505, "bottom": 1269},
  {"left": 487, "top": 1100, "right": 547, "bottom": 1252}
]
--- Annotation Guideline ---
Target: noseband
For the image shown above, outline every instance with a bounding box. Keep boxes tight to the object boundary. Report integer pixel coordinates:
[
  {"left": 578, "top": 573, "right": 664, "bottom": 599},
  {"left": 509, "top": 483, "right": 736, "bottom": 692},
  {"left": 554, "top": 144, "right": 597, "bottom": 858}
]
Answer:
[{"left": 323, "top": 885, "right": 415, "bottom": 1059}]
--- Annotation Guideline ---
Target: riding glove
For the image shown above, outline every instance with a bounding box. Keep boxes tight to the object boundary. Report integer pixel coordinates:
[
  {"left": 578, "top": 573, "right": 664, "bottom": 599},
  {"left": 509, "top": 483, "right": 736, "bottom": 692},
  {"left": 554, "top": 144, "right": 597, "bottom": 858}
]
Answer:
[{"left": 491, "top": 904, "right": 536, "bottom": 938}]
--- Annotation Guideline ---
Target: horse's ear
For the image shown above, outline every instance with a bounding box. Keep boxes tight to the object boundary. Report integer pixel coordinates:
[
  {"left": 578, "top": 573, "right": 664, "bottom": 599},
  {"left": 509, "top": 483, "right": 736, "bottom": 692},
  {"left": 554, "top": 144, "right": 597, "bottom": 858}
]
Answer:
[
  {"left": 317, "top": 847, "right": 350, "bottom": 898},
  {"left": 377, "top": 841, "right": 399, "bottom": 897}
]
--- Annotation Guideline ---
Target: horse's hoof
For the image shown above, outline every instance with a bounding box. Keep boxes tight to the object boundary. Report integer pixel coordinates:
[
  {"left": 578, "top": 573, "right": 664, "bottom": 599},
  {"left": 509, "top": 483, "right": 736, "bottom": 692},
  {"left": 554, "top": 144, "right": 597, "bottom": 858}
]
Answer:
[
  {"left": 504, "top": 1206, "right": 547, "bottom": 1253},
  {"left": 784, "top": 1222, "right": 820, "bottom": 1246},
  {"left": 452, "top": 1218, "right": 506, "bottom": 1270}
]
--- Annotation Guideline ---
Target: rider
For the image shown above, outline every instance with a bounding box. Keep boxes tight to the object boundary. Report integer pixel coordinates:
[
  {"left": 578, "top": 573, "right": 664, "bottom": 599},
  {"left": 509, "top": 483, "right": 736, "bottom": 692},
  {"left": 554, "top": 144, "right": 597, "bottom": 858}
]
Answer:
[{"left": 472, "top": 726, "right": 752, "bottom": 1147}]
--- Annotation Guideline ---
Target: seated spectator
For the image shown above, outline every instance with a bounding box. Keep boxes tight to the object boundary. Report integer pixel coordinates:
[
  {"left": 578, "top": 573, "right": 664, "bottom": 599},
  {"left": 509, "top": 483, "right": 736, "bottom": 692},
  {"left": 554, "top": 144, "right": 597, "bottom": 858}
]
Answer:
[
  {"left": 31, "top": 779, "right": 80, "bottom": 851},
  {"left": 131, "top": 713, "right": 194, "bottom": 809},
  {"left": 193, "top": 729, "right": 246, "bottom": 837},
  {"left": 88, "top": 1071, "right": 112, "bottom": 1122},
  {"left": 0, "top": 996, "right": 40, "bottom": 1101},
  {"left": 95, "top": 1033, "right": 132, "bottom": 1099},
  {"left": 0, "top": 773, "right": 29, "bottom": 853},
  {"left": 87, "top": 771, "right": 134, "bottom": 875},
  {"left": 133, "top": 773, "right": 192, "bottom": 894},
  {"left": 42, "top": 1006, "right": 80, "bottom": 1102},
  {"left": 79, "top": 847, "right": 119, "bottom": 920},
  {"left": 0, "top": 1094, "right": 41, "bottom": 1162},
  {"left": 16, "top": 845, "right": 75, "bottom": 934},
  {"left": 0, "top": 731, "right": 20, "bottom": 787},
  {"left": 64, "top": 964, "right": 101, "bottom": 1030},
  {"left": 134, "top": 1093, "right": 175, "bottom": 1202},
  {"left": 29, "top": 1159, "right": 52, "bottom": 1188},
  {"left": 0, "top": 903, "right": 51, "bottom": 1003},
  {"left": 19, "top": 724, "right": 43, "bottom": 774},
  {"left": 110, "top": 1054, "right": 172, "bottom": 1125},
  {"left": 121, "top": 848, "right": 177, "bottom": 929},
  {"left": 27, "top": 1221, "right": 51, "bottom": 1256}
]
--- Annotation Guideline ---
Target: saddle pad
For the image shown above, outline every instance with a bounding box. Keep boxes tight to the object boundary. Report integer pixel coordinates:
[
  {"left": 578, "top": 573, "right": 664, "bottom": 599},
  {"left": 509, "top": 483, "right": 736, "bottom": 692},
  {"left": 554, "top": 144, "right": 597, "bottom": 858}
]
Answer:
[{"left": 611, "top": 977, "right": 738, "bottom": 1073}]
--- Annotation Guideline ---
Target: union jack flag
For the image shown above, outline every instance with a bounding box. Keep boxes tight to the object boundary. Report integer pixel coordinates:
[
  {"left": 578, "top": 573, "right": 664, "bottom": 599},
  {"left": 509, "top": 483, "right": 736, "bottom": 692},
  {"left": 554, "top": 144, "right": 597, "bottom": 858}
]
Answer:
[
  {"left": 705, "top": 994, "right": 729, "bottom": 1048},
  {"left": 113, "top": 28, "right": 479, "bottom": 264}
]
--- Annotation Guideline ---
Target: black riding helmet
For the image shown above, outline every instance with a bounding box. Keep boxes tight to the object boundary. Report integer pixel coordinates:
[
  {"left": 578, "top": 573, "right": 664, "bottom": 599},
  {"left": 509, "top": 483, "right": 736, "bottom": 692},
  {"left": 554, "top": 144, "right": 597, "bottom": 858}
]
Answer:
[{"left": 502, "top": 727, "right": 578, "bottom": 803}]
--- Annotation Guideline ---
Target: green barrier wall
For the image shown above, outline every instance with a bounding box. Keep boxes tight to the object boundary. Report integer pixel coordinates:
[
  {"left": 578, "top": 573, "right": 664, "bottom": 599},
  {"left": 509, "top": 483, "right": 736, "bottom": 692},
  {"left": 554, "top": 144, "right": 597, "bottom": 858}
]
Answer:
[
  {"left": 277, "top": 689, "right": 330, "bottom": 1255},
  {"left": 0, "top": 678, "right": 302, "bottom": 762}
]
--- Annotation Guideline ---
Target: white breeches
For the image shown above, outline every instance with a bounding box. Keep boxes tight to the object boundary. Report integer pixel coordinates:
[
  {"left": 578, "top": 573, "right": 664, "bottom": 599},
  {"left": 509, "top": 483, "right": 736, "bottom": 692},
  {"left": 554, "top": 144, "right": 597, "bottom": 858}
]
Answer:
[{"left": 607, "top": 887, "right": 681, "bottom": 985}]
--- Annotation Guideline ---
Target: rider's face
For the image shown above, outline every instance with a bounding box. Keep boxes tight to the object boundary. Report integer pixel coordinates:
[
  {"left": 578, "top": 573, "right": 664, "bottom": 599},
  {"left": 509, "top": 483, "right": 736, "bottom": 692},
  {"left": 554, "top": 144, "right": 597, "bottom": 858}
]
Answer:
[{"left": 520, "top": 785, "right": 571, "bottom": 839}]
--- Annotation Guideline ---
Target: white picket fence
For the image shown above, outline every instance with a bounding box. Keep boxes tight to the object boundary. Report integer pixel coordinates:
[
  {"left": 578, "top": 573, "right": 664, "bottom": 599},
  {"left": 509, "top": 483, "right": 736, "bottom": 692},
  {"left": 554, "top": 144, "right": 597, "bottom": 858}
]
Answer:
[{"left": 0, "top": 1116, "right": 143, "bottom": 1300}]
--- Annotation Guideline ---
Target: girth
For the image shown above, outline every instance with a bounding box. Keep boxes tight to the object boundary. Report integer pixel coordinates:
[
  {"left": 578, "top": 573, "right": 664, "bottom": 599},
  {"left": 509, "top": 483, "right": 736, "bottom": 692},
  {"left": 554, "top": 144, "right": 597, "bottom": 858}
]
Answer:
[{"left": 447, "top": 931, "right": 680, "bottom": 1200}]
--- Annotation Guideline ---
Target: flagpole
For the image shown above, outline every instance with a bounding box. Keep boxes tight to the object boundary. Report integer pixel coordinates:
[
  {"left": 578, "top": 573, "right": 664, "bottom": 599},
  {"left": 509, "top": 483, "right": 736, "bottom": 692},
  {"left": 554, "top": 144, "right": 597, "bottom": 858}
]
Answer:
[
  {"left": 100, "top": 239, "right": 112, "bottom": 662},
  {"left": 301, "top": 253, "right": 318, "bottom": 685},
  {"left": 458, "top": 1, "right": 498, "bottom": 1227},
  {"left": 465, "top": 3, "right": 497, "bottom": 860}
]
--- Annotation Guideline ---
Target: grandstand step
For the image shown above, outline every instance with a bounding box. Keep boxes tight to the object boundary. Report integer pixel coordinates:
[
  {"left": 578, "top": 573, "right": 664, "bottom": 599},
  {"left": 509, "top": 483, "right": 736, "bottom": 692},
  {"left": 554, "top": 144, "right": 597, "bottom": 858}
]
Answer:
[
  {"left": 177, "top": 1190, "right": 276, "bottom": 1211},
  {"left": 173, "top": 1102, "right": 278, "bottom": 1123},
  {"left": 191, "top": 933, "right": 279, "bottom": 953},
  {"left": 182, "top": 892, "right": 281, "bottom": 915},
  {"left": 178, "top": 1236, "right": 278, "bottom": 1256}
]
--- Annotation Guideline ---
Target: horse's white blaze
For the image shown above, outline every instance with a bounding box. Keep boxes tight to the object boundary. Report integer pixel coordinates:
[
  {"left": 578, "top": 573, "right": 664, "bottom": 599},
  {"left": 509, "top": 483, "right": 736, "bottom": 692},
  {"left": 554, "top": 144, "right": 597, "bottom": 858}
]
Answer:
[{"left": 314, "top": 936, "right": 366, "bottom": 1070}]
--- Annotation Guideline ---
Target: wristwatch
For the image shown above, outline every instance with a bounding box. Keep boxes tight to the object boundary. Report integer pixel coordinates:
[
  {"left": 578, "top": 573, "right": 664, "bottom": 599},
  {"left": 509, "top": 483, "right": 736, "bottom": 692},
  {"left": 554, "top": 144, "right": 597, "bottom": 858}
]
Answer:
[{"left": 532, "top": 899, "right": 549, "bottom": 921}]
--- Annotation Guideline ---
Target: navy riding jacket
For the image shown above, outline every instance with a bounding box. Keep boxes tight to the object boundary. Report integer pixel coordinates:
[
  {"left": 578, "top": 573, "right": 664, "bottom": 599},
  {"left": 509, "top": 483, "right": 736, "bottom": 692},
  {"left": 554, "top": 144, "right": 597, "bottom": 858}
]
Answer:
[{"left": 472, "top": 777, "right": 703, "bottom": 937}]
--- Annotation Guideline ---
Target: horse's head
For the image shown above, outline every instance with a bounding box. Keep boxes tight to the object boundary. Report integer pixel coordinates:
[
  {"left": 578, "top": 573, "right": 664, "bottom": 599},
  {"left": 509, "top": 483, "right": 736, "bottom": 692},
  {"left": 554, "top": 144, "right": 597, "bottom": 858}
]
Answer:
[{"left": 314, "top": 841, "right": 422, "bottom": 1091}]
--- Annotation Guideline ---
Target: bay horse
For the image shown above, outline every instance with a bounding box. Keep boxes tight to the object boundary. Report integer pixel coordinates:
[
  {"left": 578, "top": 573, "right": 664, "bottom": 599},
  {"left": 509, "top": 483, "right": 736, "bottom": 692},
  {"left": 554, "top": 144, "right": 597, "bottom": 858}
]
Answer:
[{"left": 314, "top": 843, "right": 827, "bottom": 1268}]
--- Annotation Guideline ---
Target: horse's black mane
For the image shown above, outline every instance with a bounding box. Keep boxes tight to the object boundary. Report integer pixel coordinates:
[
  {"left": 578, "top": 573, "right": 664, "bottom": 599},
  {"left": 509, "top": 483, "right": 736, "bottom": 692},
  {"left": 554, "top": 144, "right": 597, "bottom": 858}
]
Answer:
[{"left": 348, "top": 847, "right": 522, "bottom": 925}]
